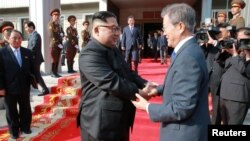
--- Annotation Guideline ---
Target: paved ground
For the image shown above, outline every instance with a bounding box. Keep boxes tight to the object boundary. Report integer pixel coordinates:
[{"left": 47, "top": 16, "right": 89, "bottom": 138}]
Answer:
[{"left": 0, "top": 58, "right": 79, "bottom": 129}]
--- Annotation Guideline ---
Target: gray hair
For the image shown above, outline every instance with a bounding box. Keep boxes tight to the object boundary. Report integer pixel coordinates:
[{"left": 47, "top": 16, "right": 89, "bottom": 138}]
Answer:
[{"left": 161, "top": 3, "right": 196, "bottom": 33}]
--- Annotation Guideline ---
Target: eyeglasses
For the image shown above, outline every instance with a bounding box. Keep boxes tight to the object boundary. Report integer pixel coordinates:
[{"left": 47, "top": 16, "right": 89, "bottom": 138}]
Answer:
[{"left": 97, "top": 25, "right": 121, "bottom": 33}]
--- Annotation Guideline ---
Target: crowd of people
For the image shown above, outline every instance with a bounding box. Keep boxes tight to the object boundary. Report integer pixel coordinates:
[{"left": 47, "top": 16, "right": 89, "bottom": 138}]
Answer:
[
  {"left": 0, "top": 0, "right": 249, "bottom": 140},
  {"left": 197, "top": 0, "right": 250, "bottom": 125}
]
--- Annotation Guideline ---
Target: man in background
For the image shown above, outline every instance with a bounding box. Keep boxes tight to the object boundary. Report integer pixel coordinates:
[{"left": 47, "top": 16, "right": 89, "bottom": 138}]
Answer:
[
  {"left": 24, "top": 21, "right": 50, "bottom": 96},
  {"left": 48, "top": 8, "right": 64, "bottom": 78},
  {"left": 229, "top": 0, "right": 245, "bottom": 29},
  {"left": 66, "top": 15, "right": 78, "bottom": 73},
  {"left": 122, "top": 15, "right": 142, "bottom": 73},
  {"left": 0, "top": 21, "right": 14, "bottom": 109},
  {"left": 0, "top": 30, "right": 37, "bottom": 139}
]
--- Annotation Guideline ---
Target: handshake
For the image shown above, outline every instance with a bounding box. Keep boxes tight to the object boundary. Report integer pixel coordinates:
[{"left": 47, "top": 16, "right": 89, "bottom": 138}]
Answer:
[
  {"left": 132, "top": 81, "right": 159, "bottom": 111},
  {"left": 138, "top": 82, "right": 159, "bottom": 100}
]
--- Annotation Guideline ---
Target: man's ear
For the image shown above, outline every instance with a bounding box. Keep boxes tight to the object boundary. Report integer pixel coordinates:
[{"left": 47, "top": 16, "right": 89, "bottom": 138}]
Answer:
[{"left": 93, "top": 26, "right": 99, "bottom": 35}]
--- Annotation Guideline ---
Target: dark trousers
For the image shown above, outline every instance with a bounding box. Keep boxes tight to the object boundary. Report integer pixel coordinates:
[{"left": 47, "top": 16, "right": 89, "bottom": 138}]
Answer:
[
  {"left": 66, "top": 45, "right": 77, "bottom": 71},
  {"left": 4, "top": 93, "right": 32, "bottom": 136},
  {"left": 220, "top": 98, "right": 249, "bottom": 124},
  {"left": 35, "top": 63, "right": 48, "bottom": 91},
  {"left": 50, "top": 47, "right": 62, "bottom": 74},
  {"left": 80, "top": 128, "right": 129, "bottom": 141}
]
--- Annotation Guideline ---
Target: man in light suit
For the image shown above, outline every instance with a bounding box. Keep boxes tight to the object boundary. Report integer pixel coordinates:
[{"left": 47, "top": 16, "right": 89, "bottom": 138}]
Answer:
[
  {"left": 122, "top": 15, "right": 142, "bottom": 73},
  {"left": 77, "top": 11, "right": 154, "bottom": 141},
  {"left": 24, "top": 21, "right": 50, "bottom": 96},
  {"left": 132, "top": 3, "right": 210, "bottom": 141},
  {"left": 0, "top": 30, "right": 37, "bottom": 139}
]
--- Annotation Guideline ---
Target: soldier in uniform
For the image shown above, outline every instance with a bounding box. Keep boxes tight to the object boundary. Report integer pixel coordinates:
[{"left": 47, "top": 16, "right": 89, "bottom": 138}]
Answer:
[
  {"left": 0, "top": 21, "right": 14, "bottom": 110},
  {"left": 81, "top": 20, "right": 90, "bottom": 49},
  {"left": 66, "top": 15, "right": 78, "bottom": 73},
  {"left": 229, "top": 0, "right": 245, "bottom": 29},
  {"left": 216, "top": 11, "right": 227, "bottom": 25},
  {"left": 48, "top": 8, "right": 65, "bottom": 78},
  {"left": 0, "top": 21, "right": 14, "bottom": 48}
]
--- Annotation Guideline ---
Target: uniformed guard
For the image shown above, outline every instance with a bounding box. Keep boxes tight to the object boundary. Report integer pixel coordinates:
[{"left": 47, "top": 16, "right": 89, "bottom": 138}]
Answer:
[
  {"left": 66, "top": 15, "right": 78, "bottom": 73},
  {"left": 0, "top": 21, "right": 14, "bottom": 48},
  {"left": 216, "top": 11, "right": 227, "bottom": 25},
  {"left": 48, "top": 8, "right": 65, "bottom": 78},
  {"left": 229, "top": 0, "right": 245, "bottom": 29},
  {"left": 81, "top": 20, "right": 90, "bottom": 49}
]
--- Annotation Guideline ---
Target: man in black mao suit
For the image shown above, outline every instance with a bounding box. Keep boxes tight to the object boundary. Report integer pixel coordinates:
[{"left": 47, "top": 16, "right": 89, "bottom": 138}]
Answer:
[
  {"left": 122, "top": 15, "right": 142, "bottom": 73},
  {"left": 220, "top": 27, "right": 250, "bottom": 124},
  {"left": 77, "top": 11, "right": 154, "bottom": 141},
  {"left": 24, "top": 21, "right": 50, "bottom": 96},
  {"left": 0, "top": 30, "right": 37, "bottom": 139}
]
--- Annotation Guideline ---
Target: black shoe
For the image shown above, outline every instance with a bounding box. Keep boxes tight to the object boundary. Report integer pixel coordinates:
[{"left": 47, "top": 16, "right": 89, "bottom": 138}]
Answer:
[
  {"left": 21, "top": 130, "right": 32, "bottom": 134},
  {"left": 10, "top": 134, "right": 19, "bottom": 139},
  {"left": 55, "top": 73, "right": 62, "bottom": 77},
  {"left": 68, "top": 70, "right": 77, "bottom": 73},
  {"left": 51, "top": 73, "right": 61, "bottom": 78}
]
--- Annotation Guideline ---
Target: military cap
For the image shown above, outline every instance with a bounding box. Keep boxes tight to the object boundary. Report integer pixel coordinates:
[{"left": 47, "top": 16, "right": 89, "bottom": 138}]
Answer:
[
  {"left": 82, "top": 20, "right": 89, "bottom": 25},
  {"left": 239, "top": 39, "right": 250, "bottom": 49},
  {"left": 68, "top": 15, "right": 76, "bottom": 22},
  {"left": 0, "top": 21, "right": 14, "bottom": 33},
  {"left": 50, "top": 8, "right": 60, "bottom": 16},
  {"left": 231, "top": 0, "right": 246, "bottom": 9},
  {"left": 217, "top": 11, "right": 227, "bottom": 18}
]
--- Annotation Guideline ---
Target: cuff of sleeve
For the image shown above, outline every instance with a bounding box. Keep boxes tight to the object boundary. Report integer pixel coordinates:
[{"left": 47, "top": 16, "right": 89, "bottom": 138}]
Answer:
[{"left": 146, "top": 103, "right": 150, "bottom": 113}]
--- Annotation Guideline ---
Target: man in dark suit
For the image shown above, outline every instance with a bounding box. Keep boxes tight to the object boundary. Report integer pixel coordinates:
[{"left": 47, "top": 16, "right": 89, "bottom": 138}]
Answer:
[
  {"left": 158, "top": 30, "right": 168, "bottom": 64},
  {"left": 0, "top": 30, "right": 37, "bottom": 139},
  {"left": 219, "top": 27, "right": 250, "bottom": 124},
  {"left": 48, "top": 8, "right": 64, "bottom": 78},
  {"left": 77, "top": 11, "right": 154, "bottom": 141},
  {"left": 132, "top": 3, "right": 210, "bottom": 141},
  {"left": 24, "top": 21, "right": 50, "bottom": 96},
  {"left": 66, "top": 15, "right": 78, "bottom": 73},
  {"left": 122, "top": 15, "right": 142, "bottom": 73},
  {"left": 151, "top": 31, "right": 159, "bottom": 61}
]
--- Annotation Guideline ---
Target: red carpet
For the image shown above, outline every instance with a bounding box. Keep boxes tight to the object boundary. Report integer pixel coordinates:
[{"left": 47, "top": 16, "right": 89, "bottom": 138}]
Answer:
[{"left": 0, "top": 58, "right": 186, "bottom": 141}]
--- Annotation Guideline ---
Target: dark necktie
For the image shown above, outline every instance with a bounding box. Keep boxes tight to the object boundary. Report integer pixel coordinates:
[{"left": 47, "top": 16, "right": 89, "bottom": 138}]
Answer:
[{"left": 171, "top": 51, "right": 176, "bottom": 61}]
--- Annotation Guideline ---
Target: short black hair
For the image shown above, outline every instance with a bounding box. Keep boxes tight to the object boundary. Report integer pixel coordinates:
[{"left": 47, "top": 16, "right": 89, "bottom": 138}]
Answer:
[
  {"left": 92, "top": 11, "right": 117, "bottom": 23},
  {"left": 237, "top": 27, "right": 250, "bottom": 36},
  {"left": 25, "top": 21, "right": 36, "bottom": 30}
]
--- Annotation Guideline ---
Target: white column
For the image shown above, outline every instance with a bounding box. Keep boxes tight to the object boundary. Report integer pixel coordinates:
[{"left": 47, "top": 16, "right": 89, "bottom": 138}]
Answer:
[
  {"left": 99, "top": 0, "right": 107, "bottom": 11},
  {"left": 241, "top": 0, "right": 250, "bottom": 27},
  {"left": 29, "top": 0, "right": 61, "bottom": 74},
  {"left": 201, "top": 0, "right": 212, "bottom": 23}
]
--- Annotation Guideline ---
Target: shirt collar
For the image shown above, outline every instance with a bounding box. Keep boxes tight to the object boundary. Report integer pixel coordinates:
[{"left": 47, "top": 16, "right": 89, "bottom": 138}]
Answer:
[
  {"left": 174, "top": 36, "right": 193, "bottom": 53},
  {"left": 10, "top": 45, "right": 20, "bottom": 52}
]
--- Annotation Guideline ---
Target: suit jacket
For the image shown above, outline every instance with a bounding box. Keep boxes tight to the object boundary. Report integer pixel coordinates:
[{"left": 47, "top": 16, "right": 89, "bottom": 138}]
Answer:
[
  {"left": 28, "top": 31, "right": 44, "bottom": 65},
  {"left": 220, "top": 56, "right": 250, "bottom": 102},
  {"left": 122, "top": 26, "right": 142, "bottom": 50},
  {"left": 77, "top": 38, "right": 147, "bottom": 140},
  {"left": 0, "top": 46, "right": 36, "bottom": 95},
  {"left": 148, "top": 38, "right": 210, "bottom": 141}
]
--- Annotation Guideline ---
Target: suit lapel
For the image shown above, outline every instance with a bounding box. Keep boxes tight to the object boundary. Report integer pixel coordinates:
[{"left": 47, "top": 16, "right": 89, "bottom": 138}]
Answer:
[
  {"left": 6, "top": 46, "right": 21, "bottom": 67},
  {"left": 164, "top": 38, "right": 196, "bottom": 85}
]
